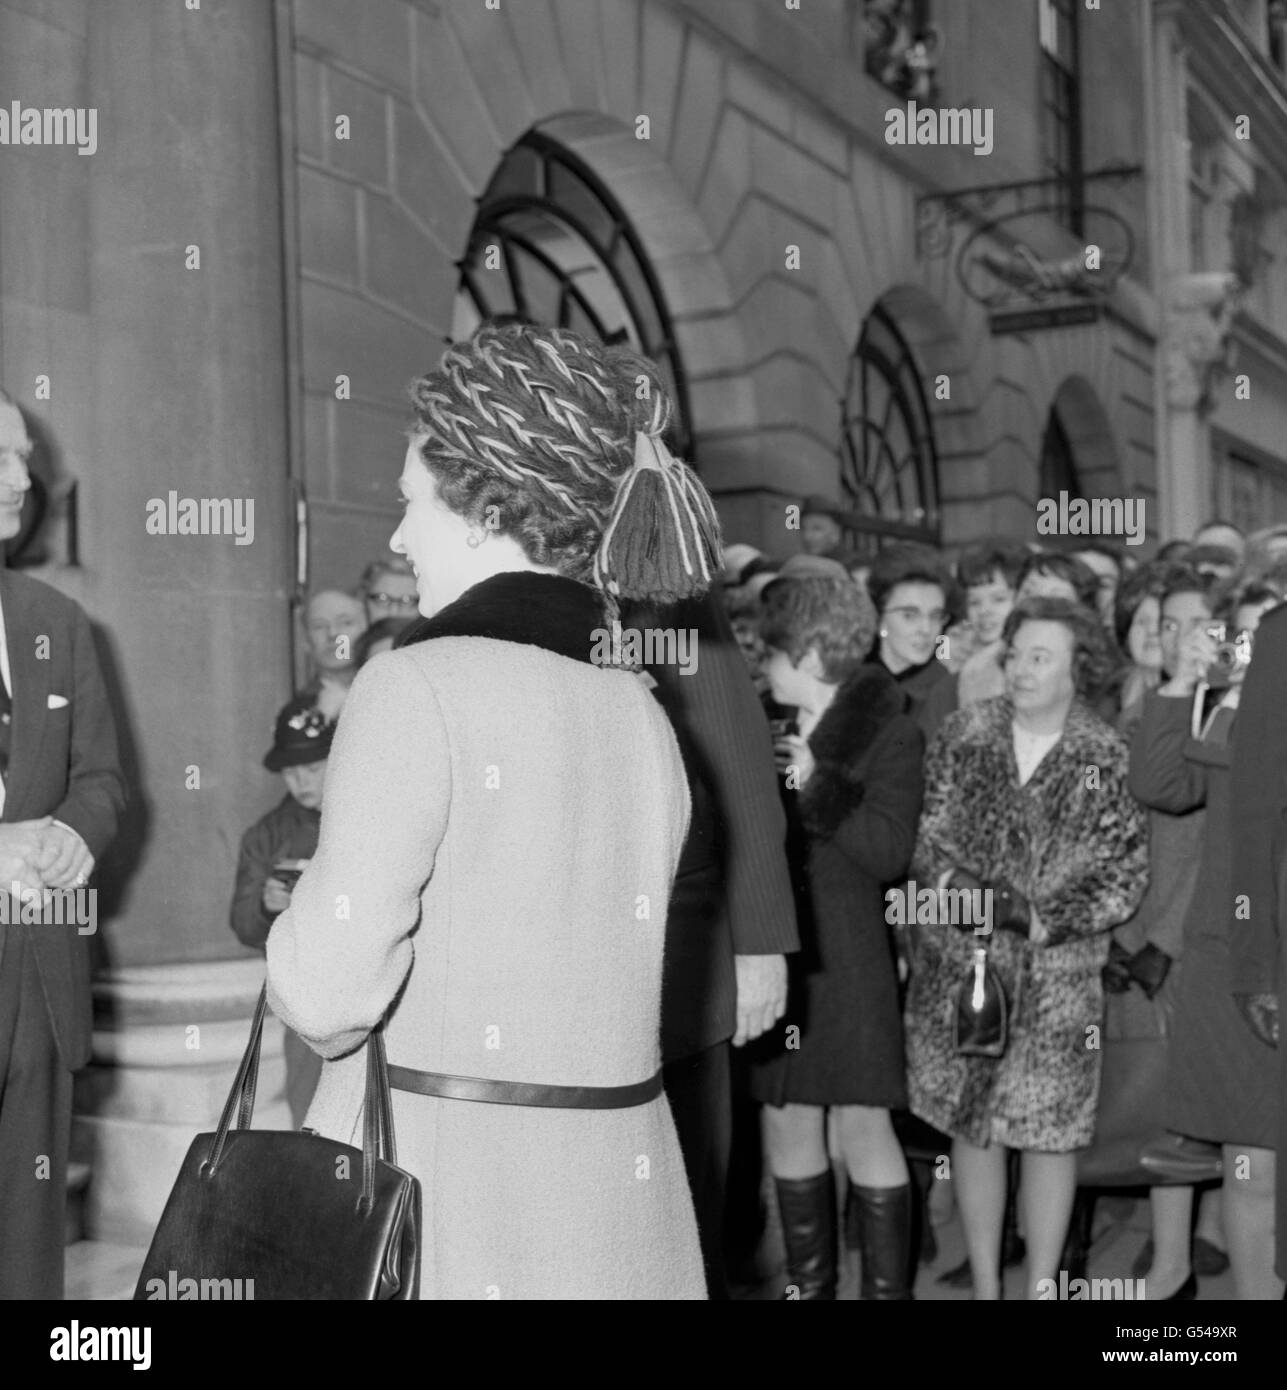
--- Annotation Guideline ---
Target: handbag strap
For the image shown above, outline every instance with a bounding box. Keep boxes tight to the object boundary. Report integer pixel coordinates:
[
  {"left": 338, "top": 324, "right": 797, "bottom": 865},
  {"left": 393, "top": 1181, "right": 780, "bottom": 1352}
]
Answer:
[{"left": 205, "top": 987, "right": 399, "bottom": 1198}]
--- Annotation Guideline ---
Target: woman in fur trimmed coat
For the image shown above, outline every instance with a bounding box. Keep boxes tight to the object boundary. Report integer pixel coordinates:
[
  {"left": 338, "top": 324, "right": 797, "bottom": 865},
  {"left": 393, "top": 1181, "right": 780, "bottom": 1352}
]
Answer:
[
  {"left": 904, "top": 597, "right": 1148, "bottom": 1300},
  {"left": 266, "top": 324, "right": 716, "bottom": 1299},
  {"left": 748, "top": 577, "right": 925, "bottom": 1300}
]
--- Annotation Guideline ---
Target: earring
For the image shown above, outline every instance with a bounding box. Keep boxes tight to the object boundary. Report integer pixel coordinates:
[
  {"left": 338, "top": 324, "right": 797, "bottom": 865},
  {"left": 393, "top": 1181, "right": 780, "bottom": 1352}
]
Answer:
[
  {"left": 466, "top": 532, "right": 483, "bottom": 549},
  {"left": 879, "top": 628, "right": 888, "bottom": 639}
]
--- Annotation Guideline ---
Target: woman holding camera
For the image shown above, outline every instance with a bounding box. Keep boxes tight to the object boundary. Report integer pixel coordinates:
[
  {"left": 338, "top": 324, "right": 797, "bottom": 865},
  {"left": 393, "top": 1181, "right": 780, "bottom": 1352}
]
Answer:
[
  {"left": 1128, "top": 580, "right": 1285, "bottom": 1299},
  {"left": 904, "top": 597, "right": 1148, "bottom": 1299}
]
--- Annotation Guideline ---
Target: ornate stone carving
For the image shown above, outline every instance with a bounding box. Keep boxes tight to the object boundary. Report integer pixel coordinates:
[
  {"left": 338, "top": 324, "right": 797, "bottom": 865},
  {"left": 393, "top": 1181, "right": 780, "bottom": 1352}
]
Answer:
[{"left": 1164, "top": 271, "right": 1240, "bottom": 414}]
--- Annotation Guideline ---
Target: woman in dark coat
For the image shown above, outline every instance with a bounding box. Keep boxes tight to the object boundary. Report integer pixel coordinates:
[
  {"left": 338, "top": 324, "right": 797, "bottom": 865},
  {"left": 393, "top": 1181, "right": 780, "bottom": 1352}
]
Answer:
[
  {"left": 904, "top": 597, "right": 1148, "bottom": 1299},
  {"left": 748, "top": 577, "right": 925, "bottom": 1299},
  {"left": 865, "top": 543, "right": 956, "bottom": 739},
  {"left": 1132, "top": 580, "right": 1285, "bottom": 1299}
]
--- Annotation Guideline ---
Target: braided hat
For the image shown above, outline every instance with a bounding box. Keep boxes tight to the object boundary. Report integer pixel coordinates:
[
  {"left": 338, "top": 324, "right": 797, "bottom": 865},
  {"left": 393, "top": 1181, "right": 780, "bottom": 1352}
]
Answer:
[{"left": 409, "top": 324, "right": 722, "bottom": 605}]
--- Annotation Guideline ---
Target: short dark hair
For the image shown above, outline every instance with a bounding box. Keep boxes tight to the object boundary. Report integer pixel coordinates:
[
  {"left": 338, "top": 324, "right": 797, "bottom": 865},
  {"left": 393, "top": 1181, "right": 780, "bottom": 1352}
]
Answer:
[
  {"left": 359, "top": 555, "right": 415, "bottom": 594},
  {"left": 1160, "top": 562, "right": 1213, "bottom": 611},
  {"left": 1156, "top": 539, "right": 1193, "bottom": 564},
  {"left": 355, "top": 616, "right": 413, "bottom": 666},
  {"left": 1195, "top": 517, "right": 1243, "bottom": 539},
  {"left": 1187, "top": 543, "right": 1238, "bottom": 572},
  {"left": 1002, "top": 595, "right": 1119, "bottom": 700},
  {"left": 867, "top": 543, "right": 959, "bottom": 619},
  {"left": 1073, "top": 539, "right": 1124, "bottom": 573},
  {"left": 1016, "top": 550, "right": 1101, "bottom": 610},
  {"left": 1113, "top": 559, "right": 1192, "bottom": 651},
  {"left": 957, "top": 541, "right": 1027, "bottom": 592},
  {"left": 759, "top": 577, "right": 877, "bottom": 684}
]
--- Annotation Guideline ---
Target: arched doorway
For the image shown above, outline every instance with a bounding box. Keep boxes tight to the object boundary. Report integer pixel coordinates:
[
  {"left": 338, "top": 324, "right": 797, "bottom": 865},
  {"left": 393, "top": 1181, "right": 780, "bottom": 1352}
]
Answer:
[
  {"left": 453, "top": 131, "right": 693, "bottom": 459},
  {"left": 1040, "top": 376, "right": 1121, "bottom": 504}
]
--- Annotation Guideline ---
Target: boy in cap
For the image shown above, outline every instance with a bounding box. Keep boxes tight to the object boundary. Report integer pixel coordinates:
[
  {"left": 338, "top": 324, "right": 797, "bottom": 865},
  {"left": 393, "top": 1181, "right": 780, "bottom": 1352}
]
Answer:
[{"left": 230, "top": 693, "right": 334, "bottom": 1123}]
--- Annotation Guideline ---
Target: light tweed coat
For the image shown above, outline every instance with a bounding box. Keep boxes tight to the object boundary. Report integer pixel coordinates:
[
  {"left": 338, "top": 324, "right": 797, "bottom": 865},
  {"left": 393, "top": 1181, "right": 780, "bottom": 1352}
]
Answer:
[{"left": 266, "top": 573, "right": 705, "bottom": 1299}]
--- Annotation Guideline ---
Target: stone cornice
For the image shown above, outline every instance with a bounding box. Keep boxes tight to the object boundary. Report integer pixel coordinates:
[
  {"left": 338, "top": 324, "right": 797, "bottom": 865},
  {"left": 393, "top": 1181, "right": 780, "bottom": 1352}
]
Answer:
[{"left": 1158, "top": 0, "right": 1287, "bottom": 187}]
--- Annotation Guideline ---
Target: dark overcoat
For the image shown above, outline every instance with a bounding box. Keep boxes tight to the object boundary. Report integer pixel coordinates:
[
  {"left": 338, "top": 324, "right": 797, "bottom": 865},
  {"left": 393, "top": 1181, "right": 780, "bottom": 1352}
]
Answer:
[
  {"left": 904, "top": 695, "right": 1148, "bottom": 1151},
  {"left": 749, "top": 665, "right": 924, "bottom": 1107},
  {"left": 1227, "top": 601, "right": 1287, "bottom": 1277}
]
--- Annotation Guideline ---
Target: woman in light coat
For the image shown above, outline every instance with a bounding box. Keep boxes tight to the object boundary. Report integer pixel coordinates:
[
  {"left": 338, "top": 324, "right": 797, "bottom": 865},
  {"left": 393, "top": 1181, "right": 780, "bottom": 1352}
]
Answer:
[{"left": 266, "top": 323, "right": 720, "bottom": 1299}]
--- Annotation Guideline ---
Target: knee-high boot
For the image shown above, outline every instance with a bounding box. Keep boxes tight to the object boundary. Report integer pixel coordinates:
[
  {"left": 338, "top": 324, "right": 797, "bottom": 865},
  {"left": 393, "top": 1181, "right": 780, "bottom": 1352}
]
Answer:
[
  {"left": 850, "top": 1181, "right": 915, "bottom": 1300},
  {"left": 774, "top": 1173, "right": 838, "bottom": 1300}
]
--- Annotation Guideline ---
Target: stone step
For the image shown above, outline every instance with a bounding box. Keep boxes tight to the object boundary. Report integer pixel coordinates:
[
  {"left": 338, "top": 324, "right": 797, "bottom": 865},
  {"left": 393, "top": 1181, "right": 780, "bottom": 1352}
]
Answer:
[
  {"left": 65, "top": 1240, "right": 148, "bottom": 1302},
  {"left": 65, "top": 1161, "right": 92, "bottom": 1246}
]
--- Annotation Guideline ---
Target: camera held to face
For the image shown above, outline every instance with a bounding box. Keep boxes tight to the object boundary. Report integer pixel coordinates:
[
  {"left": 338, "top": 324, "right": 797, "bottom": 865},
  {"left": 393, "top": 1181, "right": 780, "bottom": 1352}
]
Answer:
[{"left": 1204, "top": 622, "right": 1253, "bottom": 689}]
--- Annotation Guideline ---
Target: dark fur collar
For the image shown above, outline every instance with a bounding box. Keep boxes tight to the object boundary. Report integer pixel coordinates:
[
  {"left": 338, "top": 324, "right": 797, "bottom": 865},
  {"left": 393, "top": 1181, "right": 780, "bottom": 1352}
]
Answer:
[
  {"left": 798, "top": 664, "right": 908, "bottom": 838},
  {"left": 807, "top": 663, "right": 909, "bottom": 770},
  {"left": 395, "top": 571, "right": 608, "bottom": 665}
]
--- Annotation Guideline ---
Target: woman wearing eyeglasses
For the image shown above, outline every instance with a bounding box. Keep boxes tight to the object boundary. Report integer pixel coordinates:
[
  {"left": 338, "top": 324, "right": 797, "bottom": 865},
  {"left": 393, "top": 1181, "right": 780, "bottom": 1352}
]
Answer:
[
  {"left": 359, "top": 556, "right": 421, "bottom": 624},
  {"left": 866, "top": 544, "right": 958, "bottom": 739},
  {"left": 1129, "top": 574, "right": 1287, "bottom": 1300}
]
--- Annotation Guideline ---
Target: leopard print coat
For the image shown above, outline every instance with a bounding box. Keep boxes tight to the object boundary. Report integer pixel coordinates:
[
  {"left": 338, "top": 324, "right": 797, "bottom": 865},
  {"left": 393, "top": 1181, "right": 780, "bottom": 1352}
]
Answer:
[{"left": 904, "top": 695, "right": 1149, "bottom": 1150}]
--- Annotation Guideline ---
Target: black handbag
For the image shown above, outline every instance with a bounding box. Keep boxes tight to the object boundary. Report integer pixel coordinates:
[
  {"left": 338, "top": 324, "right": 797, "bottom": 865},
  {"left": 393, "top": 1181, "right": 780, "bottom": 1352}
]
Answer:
[
  {"left": 133, "top": 988, "right": 421, "bottom": 1300},
  {"left": 953, "top": 942, "right": 1009, "bottom": 1058}
]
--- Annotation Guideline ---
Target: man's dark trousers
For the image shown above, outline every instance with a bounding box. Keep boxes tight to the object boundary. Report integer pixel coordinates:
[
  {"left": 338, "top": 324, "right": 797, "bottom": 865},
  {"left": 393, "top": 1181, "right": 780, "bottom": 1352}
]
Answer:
[
  {"left": 663, "top": 1043, "right": 732, "bottom": 1300},
  {"left": 0, "top": 927, "right": 73, "bottom": 1299}
]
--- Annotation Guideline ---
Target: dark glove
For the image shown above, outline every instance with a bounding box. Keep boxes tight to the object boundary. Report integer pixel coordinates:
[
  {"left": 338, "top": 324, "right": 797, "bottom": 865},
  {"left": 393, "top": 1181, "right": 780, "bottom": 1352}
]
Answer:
[
  {"left": 1102, "top": 939, "right": 1135, "bottom": 994},
  {"left": 989, "top": 876, "right": 1031, "bottom": 936},
  {"left": 1233, "top": 992, "right": 1280, "bottom": 1049},
  {"left": 1127, "top": 943, "right": 1172, "bottom": 1000}
]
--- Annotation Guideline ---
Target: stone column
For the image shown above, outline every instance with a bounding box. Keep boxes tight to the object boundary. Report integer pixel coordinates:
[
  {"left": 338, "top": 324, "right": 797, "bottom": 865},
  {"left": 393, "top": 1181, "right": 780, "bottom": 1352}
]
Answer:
[
  {"left": 1163, "top": 272, "right": 1240, "bottom": 538},
  {"left": 68, "top": 0, "right": 295, "bottom": 1239}
]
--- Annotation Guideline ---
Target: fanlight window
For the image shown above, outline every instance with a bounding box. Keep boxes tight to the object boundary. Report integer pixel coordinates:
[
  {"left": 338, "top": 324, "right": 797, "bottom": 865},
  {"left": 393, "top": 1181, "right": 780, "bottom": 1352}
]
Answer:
[
  {"left": 454, "top": 133, "right": 691, "bottom": 459},
  {"left": 838, "top": 305, "right": 940, "bottom": 558}
]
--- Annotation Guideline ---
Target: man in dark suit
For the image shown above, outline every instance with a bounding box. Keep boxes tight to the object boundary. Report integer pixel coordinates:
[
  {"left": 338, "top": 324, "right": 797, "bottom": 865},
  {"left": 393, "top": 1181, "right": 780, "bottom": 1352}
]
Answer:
[
  {"left": 0, "top": 391, "right": 126, "bottom": 1298},
  {"left": 1227, "top": 598, "right": 1287, "bottom": 1284},
  {"left": 633, "top": 590, "right": 799, "bottom": 1298}
]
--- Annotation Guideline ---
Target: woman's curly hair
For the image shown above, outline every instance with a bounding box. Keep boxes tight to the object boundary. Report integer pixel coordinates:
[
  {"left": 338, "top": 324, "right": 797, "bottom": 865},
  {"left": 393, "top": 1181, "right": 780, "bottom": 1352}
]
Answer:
[
  {"left": 759, "top": 576, "right": 877, "bottom": 684},
  {"left": 1002, "top": 595, "right": 1120, "bottom": 700},
  {"left": 406, "top": 323, "right": 679, "bottom": 587}
]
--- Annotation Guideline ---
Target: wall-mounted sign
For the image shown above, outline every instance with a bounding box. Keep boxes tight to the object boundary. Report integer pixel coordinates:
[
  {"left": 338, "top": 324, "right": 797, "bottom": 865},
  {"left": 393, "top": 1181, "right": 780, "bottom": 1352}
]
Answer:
[
  {"left": 916, "top": 166, "right": 1142, "bottom": 334},
  {"left": 989, "top": 303, "right": 1101, "bottom": 335}
]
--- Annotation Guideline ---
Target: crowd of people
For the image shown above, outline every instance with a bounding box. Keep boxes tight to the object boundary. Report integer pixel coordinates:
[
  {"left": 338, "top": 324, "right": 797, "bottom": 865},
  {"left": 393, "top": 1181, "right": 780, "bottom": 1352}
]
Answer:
[
  {"left": 721, "top": 508, "right": 1287, "bottom": 1300},
  {"left": 214, "top": 321, "right": 1285, "bottom": 1301}
]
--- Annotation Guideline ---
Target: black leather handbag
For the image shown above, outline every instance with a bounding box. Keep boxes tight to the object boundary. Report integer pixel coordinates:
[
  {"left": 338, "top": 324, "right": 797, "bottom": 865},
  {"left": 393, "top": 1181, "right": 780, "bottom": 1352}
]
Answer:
[
  {"left": 133, "top": 988, "right": 420, "bottom": 1300},
  {"left": 953, "top": 942, "right": 1009, "bottom": 1058}
]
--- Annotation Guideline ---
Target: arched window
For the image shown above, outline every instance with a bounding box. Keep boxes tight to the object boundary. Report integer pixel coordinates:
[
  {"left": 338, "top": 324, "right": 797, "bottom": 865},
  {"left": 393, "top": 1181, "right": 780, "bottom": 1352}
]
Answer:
[
  {"left": 839, "top": 304, "right": 940, "bottom": 558},
  {"left": 454, "top": 133, "right": 692, "bottom": 459}
]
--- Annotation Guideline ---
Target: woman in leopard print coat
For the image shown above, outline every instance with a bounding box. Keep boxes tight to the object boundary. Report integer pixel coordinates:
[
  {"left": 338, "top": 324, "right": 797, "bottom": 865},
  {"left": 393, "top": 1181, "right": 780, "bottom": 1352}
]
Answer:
[{"left": 904, "top": 596, "right": 1148, "bottom": 1298}]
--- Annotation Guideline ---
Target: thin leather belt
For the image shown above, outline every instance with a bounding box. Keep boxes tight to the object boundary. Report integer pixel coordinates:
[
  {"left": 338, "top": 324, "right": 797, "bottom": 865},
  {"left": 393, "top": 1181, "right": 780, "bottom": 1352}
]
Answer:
[{"left": 387, "top": 1064, "right": 663, "bottom": 1109}]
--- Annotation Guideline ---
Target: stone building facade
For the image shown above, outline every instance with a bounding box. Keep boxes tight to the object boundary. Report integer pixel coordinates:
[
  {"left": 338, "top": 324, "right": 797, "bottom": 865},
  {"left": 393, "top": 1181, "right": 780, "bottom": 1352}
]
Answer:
[{"left": 1, "top": 0, "right": 1285, "bottom": 1276}]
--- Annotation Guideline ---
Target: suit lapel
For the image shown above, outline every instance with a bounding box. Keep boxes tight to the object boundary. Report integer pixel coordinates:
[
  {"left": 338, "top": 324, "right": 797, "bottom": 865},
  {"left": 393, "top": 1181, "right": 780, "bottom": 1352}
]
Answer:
[{"left": 1, "top": 571, "right": 51, "bottom": 820}]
